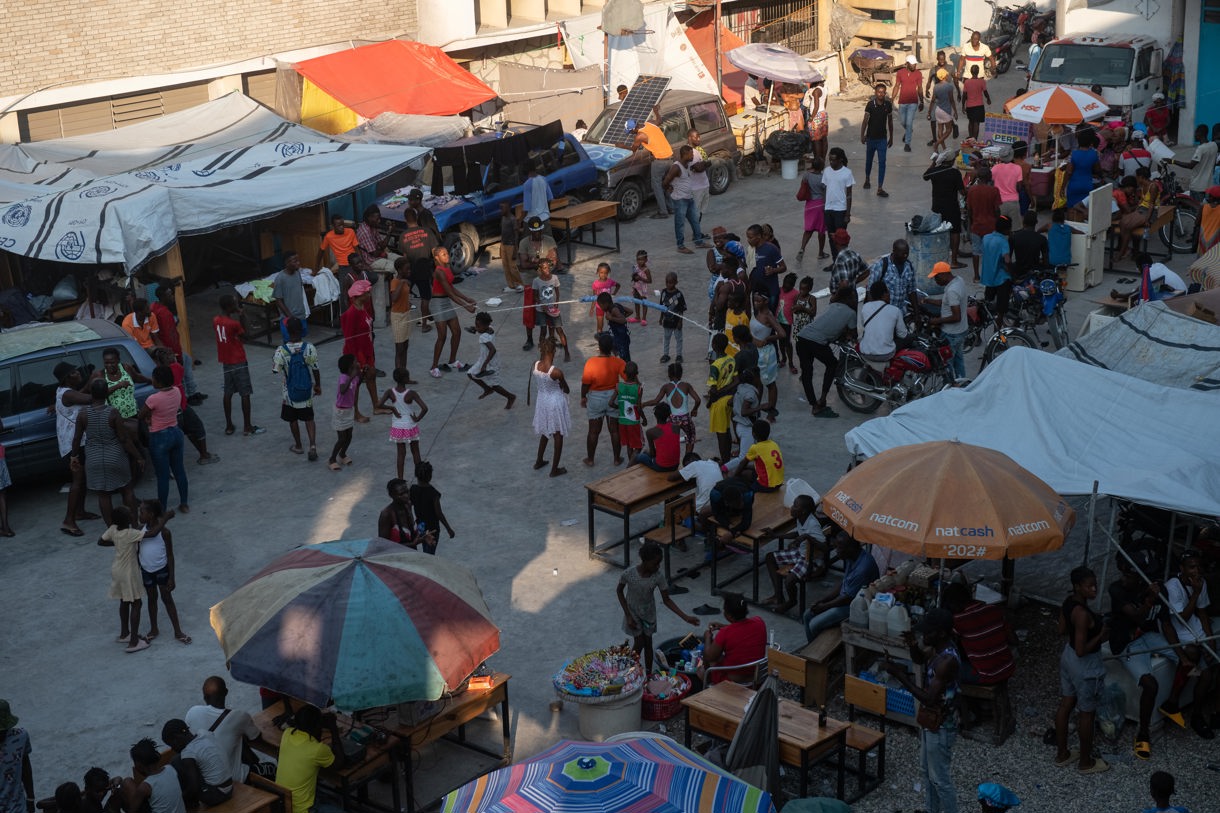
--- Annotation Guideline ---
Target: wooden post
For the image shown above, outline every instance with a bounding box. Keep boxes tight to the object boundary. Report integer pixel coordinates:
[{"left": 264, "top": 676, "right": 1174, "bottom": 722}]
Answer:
[{"left": 148, "top": 242, "right": 192, "bottom": 357}]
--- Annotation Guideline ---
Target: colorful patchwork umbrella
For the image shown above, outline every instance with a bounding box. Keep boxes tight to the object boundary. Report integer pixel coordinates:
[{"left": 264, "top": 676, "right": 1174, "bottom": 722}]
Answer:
[
  {"left": 441, "top": 737, "right": 776, "bottom": 813},
  {"left": 824, "top": 440, "right": 1075, "bottom": 560},
  {"left": 210, "top": 538, "right": 499, "bottom": 710},
  {"left": 1003, "top": 85, "right": 1108, "bottom": 125}
]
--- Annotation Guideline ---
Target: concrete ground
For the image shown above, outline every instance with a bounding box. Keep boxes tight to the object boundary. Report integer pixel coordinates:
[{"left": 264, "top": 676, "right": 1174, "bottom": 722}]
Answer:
[{"left": 1, "top": 56, "right": 1205, "bottom": 810}]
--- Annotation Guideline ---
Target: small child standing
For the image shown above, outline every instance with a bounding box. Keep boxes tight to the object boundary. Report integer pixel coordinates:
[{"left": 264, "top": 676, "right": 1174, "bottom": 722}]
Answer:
[
  {"left": 617, "top": 541, "right": 699, "bottom": 674},
  {"left": 1143, "top": 771, "right": 1189, "bottom": 813},
  {"left": 410, "top": 461, "right": 453, "bottom": 554},
  {"left": 137, "top": 499, "right": 189, "bottom": 645},
  {"left": 791, "top": 276, "right": 818, "bottom": 337},
  {"left": 730, "top": 368, "right": 761, "bottom": 456},
  {"left": 100, "top": 504, "right": 166, "bottom": 653},
  {"left": 378, "top": 368, "right": 428, "bottom": 479},
  {"left": 589, "top": 263, "right": 621, "bottom": 333},
  {"left": 657, "top": 272, "right": 687, "bottom": 364},
  {"left": 645, "top": 362, "right": 701, "bottom": 459},
  {"left": 499, "top": 202, "right": 523, "bottom": 293},
  {"left": 328, "top": 354, "right": 360, "bottom": 471},
  {"left": 597, "top": 292, "right": 632, "bottom": 362},
  {"left": 777, "top": 273, "right": 799, "bottom": 374},
  {"left": 613, "top": 362, "right": 645, "bottom": 463},
  {"left": 467, "top": 312, "right": 515, "bottom": 408},
  {"left": 629, "top": 250, "right": 652, "bottom": 324},
  {"left": 532, "top": 259, "right": 570, "bottom": 362}
]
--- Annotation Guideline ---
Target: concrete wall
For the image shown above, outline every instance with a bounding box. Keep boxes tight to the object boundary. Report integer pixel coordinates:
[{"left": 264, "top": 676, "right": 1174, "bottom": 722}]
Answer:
[{"left": 0, "top": 0, "right": 418, "bottom": 100}]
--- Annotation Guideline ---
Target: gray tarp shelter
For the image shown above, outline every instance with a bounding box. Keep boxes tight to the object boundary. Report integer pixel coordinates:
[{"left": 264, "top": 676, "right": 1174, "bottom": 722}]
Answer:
[
  {"left": 0, "top": 92, "right": 430, "bottom": 271},
  {"left": 1058, "top": 300, "right": 1220, "bottom": 392},
  {"left": 844, "top": 347, "right": 1220, "bottom": 518}
]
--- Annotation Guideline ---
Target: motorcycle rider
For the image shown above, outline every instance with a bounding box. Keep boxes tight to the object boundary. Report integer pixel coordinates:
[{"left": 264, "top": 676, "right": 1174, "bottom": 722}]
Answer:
[
  {"left": 924, "top": 262, "right": 969, "bottom": 380},
  {"left": 857, "top": 280, "right": 908, "bottom": 367}
]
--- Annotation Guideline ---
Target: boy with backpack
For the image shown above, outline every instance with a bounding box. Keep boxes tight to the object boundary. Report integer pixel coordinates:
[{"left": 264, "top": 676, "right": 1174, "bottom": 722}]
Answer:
[{"left": 272, "top": 318, "right": 322, "bottom": 460}]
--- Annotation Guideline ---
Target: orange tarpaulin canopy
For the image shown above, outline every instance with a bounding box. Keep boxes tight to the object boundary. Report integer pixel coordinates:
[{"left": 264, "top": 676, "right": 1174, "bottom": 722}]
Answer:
[
  {"left": 685, "top": 12, "right": 748, "bottom": 105},
  {"left": 294, "top": 40, "right": 498, "bottom": 119}
]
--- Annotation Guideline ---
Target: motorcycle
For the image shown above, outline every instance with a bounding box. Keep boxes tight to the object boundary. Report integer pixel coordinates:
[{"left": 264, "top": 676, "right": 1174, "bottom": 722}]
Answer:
[
  {"left": 1017, "top": 5, "right": 1055, "bottom": 42},
  {"left": 834, "top": 330, "right": 957, "bottom": 414},
  {"left": 988, "top": 29, "right": 1016, "bottom": 74}
]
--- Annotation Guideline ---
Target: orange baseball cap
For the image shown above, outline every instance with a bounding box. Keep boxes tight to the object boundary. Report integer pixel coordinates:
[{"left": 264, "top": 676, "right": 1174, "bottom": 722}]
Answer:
[{"left": 928, "top": 261, "right": 952, "bottom": 278}]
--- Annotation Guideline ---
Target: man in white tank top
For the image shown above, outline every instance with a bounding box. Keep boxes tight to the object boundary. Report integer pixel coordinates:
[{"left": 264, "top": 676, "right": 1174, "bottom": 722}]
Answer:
[{"left": 664, "top": 146, "right": 709, "bottom": 255}]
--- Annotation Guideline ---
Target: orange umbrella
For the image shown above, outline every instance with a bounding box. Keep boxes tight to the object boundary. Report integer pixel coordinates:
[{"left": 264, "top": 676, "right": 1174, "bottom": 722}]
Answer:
[
  {"left": 824, "top": 441, "right": 1076, "bottom": 560},
  {"left": 1003, "top": 85, "right": 1108, "bottom": 125}
]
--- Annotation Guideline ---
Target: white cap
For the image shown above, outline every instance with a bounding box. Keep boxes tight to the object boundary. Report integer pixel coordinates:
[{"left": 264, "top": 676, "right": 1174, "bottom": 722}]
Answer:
[
  {"left": 906, "top": 55, "right": 917, "bottom": 65},
  {"left": 1152, "top": 92, "right": 1165, "bottom": 101}
]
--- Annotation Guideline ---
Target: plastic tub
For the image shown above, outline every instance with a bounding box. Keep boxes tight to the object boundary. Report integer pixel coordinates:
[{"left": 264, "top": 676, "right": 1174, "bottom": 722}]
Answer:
[{"left": 781, "top": 159, "right": 799, "bottom": 179}]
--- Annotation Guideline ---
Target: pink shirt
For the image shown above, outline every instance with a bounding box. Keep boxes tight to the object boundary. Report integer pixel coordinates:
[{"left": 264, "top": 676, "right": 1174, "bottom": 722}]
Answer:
[
  {"left": 335, "top": 373, "right": 358, "bottom": 409},
  {"left": 145, "top": 388, "right": 180, "bottom": 432},
  {"left": 991, "top": 161, "right": 1023, "bottom": 203},
  {"left": 962, "top": 77, "right": 987, "bottom": 108}
]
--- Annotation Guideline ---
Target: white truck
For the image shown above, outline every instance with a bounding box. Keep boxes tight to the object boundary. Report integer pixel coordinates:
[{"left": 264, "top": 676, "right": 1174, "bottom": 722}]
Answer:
[{"left": 1028, "top": 33, "right": 1163, "bottom": 122}]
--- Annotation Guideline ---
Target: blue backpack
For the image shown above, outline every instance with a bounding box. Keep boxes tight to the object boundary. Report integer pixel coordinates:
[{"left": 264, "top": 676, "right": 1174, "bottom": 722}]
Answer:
[{"left": 283, "top": 344, "right": 312, "bottom": 402}]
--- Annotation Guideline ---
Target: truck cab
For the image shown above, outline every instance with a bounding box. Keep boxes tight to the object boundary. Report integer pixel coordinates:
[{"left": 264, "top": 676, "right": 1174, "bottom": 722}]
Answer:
[{"left": 1029, "top": 34, "right": 1162, "bottom": 121}]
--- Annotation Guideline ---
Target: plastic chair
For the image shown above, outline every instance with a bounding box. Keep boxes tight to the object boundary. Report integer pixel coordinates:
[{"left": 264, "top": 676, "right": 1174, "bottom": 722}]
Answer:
[{"left": 705, "top": 655, "right": 769, "bottom": 688}]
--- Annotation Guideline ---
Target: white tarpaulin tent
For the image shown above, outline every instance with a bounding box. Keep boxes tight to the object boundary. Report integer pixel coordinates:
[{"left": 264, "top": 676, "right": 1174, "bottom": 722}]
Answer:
[
  {"left": 844, "top": 347, "right": 1220, "bottom": 517},
  {"left": 0, "top": 92, "right": 429, "bottom": 270},
  {"left": 1057, "top": 300, "right": 1220, "bottom": 392}
]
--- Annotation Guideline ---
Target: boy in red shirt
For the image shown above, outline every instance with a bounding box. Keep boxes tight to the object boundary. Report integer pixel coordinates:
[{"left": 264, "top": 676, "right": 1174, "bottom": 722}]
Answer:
[
  {"left": 151, "top": 287, "right": 205, "bottom": 405},
  {"left": 961, "top": 65, "right": 991, "bottom": 140},
  {"left": 966, "top": 167, "right": 1002, "bottom": 283},
  {"left": 214, "top": 295, "right": 264, "bottom": 436},
  {"left": 340, "top": 280, "right": 390, "bottom": 423}
]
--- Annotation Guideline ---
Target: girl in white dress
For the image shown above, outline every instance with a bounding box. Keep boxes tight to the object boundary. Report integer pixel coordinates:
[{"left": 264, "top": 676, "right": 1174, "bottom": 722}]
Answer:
[{"left": 530, "top": 337, "right": 571, "bottom": 478}]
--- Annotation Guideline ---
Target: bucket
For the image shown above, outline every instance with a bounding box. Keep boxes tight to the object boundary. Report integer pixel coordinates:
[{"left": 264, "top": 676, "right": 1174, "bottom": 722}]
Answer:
[
  {"left": 908, "top": 226, "right": 952, "bottom": 295},
  {"left": 577, "top": 689, "right": 643, "bottom": 741},
  {"left": 781, "top": 159, "right": 799, "bottom": 180}
]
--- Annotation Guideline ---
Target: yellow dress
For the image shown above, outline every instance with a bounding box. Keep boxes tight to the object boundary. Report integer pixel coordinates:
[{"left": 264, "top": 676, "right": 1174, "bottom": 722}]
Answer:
[
  {"left": 724, "top": 309, "right": 750, "bottom": 356},
  {"left": 105, "top": 526, "right": 145, "bottom": 601}
]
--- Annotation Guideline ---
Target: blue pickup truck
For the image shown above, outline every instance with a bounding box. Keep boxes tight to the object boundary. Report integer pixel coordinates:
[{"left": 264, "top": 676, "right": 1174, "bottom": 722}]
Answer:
[{"left": 377, "top": 123, "right": 599, "bottom": 273}]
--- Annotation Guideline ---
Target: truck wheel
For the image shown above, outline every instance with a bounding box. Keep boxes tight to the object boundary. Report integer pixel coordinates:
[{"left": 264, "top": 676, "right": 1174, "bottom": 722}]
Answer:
[
  {"left": 614, "top": 180, "right": 644, "bottom": 222},
  {"left": 708, "top": 160, "right": 732, "bottom": 195},
  {"left": 443, "top": 225, "right": 479, "bottom": 274},
  {"left": 739, "top": 155, "right": 757, "bottom": 177}
]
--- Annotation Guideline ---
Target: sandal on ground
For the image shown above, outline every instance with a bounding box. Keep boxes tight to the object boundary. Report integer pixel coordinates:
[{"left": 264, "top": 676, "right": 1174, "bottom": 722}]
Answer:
[
  {"left": 1054, "top": 749, "right": 1078, "bottom": 767},
  {"left": 145, "top": 631, "right": 159, "bottom": 642},
  {"left": 818, "top": 252, "right": 829, "bottom": 259},
  {"left": 198, "top": 455, "right": 220, "bottom": 465},
  {"left": 1160, "top": 704, "right": 1187, "bottom": 728},
  {"left": 176, "top": 633, "right": 193, "bottom": 645},
  {"left": 693, "top": 604, "right": 720, "bottom": 616},
  {"left": 1078, "top": 758, "right": 1109, "bottom": 774},
  {"left": 60, "top": 526, "right": 85, "bottom": 537},
  {"left": 814, "top": 406, "right": 839, "bottom": 418},
  {"left": 224, "top": 426, "right": 237, "bottom": 436},
  {"left": 125, "top": 639, "right": 151, "bottom": 653},
  {"left": 288, "top": 445, "right": 304, "bottom": 454},
  {"left": 328, "top": 462, "right": 342, "bottom": 471},
  {"left": 307, "top": 448, "right": 318, "bottom": 462},
  {"left": 341, "top": 457, "right": 353, "bottom": 466},
  {"left": 244, "top": 426, "right": 266, "bottom": 436},
  {"left": 1133, "top": 739, "right": 1151, "bottom": 760}
]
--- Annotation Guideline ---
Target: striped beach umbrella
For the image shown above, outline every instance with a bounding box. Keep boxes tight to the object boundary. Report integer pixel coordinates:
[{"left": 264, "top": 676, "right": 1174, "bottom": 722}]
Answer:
[
  {"left": 442, "top": 738, "right": 776, "bottom": 813},
  {"left": 1003, "top": 85, "right": 1108, "bottom": 125},
  {"left": 210, "top": 538, "right": 499, "bottom": 710}
]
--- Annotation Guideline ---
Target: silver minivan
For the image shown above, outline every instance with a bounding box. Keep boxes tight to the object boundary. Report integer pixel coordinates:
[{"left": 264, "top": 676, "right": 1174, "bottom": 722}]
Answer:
[{"left": 582, "top": 90, "right": 740, "bottom": 221}]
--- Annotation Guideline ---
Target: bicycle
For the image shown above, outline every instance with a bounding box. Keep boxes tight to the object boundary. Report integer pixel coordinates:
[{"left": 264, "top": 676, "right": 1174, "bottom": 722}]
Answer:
[{"left": 1155, "top": 162, "right": 1201, "bottom": 254}]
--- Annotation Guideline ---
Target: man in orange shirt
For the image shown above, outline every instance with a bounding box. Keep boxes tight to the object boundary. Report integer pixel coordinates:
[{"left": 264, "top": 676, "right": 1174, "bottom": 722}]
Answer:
[
  {"left": 580, "top": 334, "right": 626, "bottom": 466},
  {"left": 632, "top": 113, "right": 675, "bottom": 219},
  {"left": 315, "top": 215, "right": 359, "bottom": 274},
  {"left": 121, "top": 298, "right": 163, "bottom": 354}
]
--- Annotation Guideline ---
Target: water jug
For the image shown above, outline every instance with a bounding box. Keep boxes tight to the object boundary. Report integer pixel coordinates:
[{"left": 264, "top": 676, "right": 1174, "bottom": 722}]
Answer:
[
  {"left": 887, "top": 604, "right": 911, "bottom": 638},
  {"left": 868, "top": 594, "right": 892, "bottom": 635},
  {"left": 849, "top": 591, "right": 870, "bottom": 627}
]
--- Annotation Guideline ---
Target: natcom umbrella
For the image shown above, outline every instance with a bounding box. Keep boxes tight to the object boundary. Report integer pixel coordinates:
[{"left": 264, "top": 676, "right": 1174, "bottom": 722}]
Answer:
[
  {"left": 441, "top": 737, "right": 776, "bottom": 813},
  {"left": 210, "top": 538, "right": 499, "bottom": 710},
  {"left": 1003, "top": 85, "right": 1108, "bottom": 125},
  {"left": 726, "top": 43, "right": 823, "bottom": 85},
  {"left": 824, "top": 440, "right": 1075, "bottom": 560}
]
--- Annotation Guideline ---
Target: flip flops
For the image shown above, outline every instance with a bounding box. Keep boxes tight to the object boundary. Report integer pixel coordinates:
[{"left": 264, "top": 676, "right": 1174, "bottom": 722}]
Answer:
[
  {"left": 814, "top": 407, "right": 839, "bottom": 418},
  {"left": 125, "top": 639, "right": 151, "bottom": 654},
  {"left": 1078, "top": 758, "right": 1109, "bottom": 774},
  {"left": 693, "top": 604, "right": 720, "bottom": 616},
  {"left": 244, "top": 426, "right": 266, "bottom": 436},
  {"left": 60, "top": 527, "right": 85, "bottom": 537},
  {"left": 1133, "top": 739, "right": 1151, "bottom": 760},
  {"left": 1054, "top": 749, "right": 1079, "bottom": 767}
]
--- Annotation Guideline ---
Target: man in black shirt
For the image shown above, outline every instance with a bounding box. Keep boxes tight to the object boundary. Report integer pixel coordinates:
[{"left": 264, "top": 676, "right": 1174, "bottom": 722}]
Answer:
[
  {"left": 1008, "top": 210, "right": 1049, "bottom": 282},
  {"left": 922, "top": 152, "right": 967, "bottom": 268},
  {"left": 1109, "top": 547, "right": 1182, "bottom": 759},
  {"left": 860, "top": 83, "right": 894, "bottom": 198}
]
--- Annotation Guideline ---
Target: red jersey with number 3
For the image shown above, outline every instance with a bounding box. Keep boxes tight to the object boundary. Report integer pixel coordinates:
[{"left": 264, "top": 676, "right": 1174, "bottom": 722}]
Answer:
[
  {"left": 747, "top": 439, "right": 785, "bottom": 488},
  {"left": 213, "top": 315, "right": 247, "bottom": 364}
]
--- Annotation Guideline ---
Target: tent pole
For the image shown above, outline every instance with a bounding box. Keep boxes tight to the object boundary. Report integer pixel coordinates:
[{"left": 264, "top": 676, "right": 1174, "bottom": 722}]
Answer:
[
  {"left": 1097, "top": 500, "right": 1117, "bottom": 603},
  {"left": 714, "top": 0, "right": 723, "bottom": 97},
  {"left": 1081, "top": 480, "right": 1099, "bottom": 567}
]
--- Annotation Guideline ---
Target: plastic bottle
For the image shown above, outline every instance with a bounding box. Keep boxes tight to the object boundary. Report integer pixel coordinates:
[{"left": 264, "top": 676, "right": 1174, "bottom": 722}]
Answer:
[
  {"left": 887, "top": 604, "right": 911, "bottom": 638},
  {"left": 868, "top": 595, "right": 891, "bottom": 635},
  {"left": 849, "top": 591, "right": 870, "bottom": 627}
]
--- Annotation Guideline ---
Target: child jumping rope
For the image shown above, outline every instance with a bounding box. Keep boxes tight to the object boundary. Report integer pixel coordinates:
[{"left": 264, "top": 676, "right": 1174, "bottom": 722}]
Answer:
[
  {"left": 137, "top": 499, "right": 189, "bottom": 646},
  {"left": 629, "top": 250, "right": 652, "bottom": 324},
  {"left": 378, "top": 368, "right": 428, "bottom": 479},
  {"left": 617, "top": 541, "right": 698, "bottom": 674},
  {"left": 467, "top": 312, "right": 515, "bottom": 408}
]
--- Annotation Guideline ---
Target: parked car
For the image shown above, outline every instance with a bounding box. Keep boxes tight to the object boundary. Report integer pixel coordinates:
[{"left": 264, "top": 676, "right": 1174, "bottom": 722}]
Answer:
[
  {"left": 0, "top": 319, "right": 155, "bottom": 482},
  {"left": 377, "top": 125, "right": 600, "bottom": 274},
  {"left": 581, "top": 90, "right": 740, "bottom": 221}
]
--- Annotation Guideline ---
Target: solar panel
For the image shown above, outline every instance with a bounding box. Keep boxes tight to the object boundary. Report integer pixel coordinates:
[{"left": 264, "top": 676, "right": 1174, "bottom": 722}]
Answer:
[{"left": 601, "top": 75, "right": 672, "bottom": 147}]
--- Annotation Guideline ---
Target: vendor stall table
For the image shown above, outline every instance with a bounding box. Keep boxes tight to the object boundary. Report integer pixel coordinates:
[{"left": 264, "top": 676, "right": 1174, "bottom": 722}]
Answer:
[
  {"left": 548, "top": 200, "right": 620, "bottom": 267},
  {"left": 840, "top": 622, "right": 923, "bottom": 729},
  {"left": 682, "top": 680, "right": 849, "bottom": 799},
  {"left": 586, "top": 467, "right": 692, "bottom": 567},
  {"left": 252, "top": 705, "right": 402, "bottom": 813},
  {"left": 706, "top": 489, "right": 796, "bottom": 603}
]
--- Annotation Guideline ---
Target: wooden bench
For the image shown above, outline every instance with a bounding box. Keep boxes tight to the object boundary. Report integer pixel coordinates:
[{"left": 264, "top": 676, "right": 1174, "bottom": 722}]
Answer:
[
  {"left": 959, "top": 681, "right": 1015, "bottom": 746},
  {"left": 153, "top": 748, "right": 291, "bottom": 813},
  {"left": 842, "top": 674, "right": 888, "bottom": 802},
  {"left": 791, "top": 626, "right": 843, "bottom": 709}
]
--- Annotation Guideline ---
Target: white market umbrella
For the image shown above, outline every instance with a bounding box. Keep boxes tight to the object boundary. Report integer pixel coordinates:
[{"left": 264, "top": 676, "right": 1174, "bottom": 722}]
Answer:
[{"left": 726, "top": 44, "right": 823, "bottom": 85}]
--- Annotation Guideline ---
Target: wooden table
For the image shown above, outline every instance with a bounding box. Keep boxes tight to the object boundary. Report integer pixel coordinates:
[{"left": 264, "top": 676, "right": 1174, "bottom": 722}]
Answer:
[
  {"left": 586, "top": 466, "right": 692, "bottom": 567},
  {"left": 840, "top": 621, "right": 923, "bottom": 729},
  {"left": 706, "top": 489, "right": 796, "bottom": 603},
  {"left": 549, "top": 200, "right": 620, "bottom": 266},
  {"left": 682, "top": 681, "right": 848, "bottom": 799},
  {"left": 383, "top": 673, "right": 512, "bottom": 813},
  {"left": 252, "top": 705, "right": 402, "bottom": 813}
]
